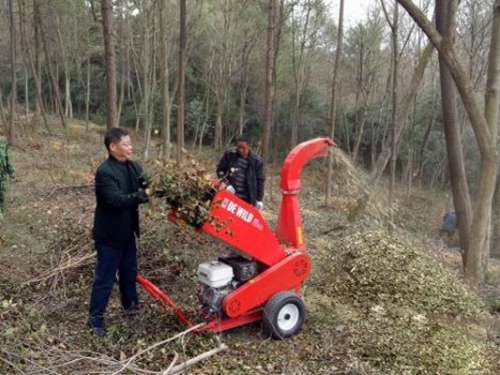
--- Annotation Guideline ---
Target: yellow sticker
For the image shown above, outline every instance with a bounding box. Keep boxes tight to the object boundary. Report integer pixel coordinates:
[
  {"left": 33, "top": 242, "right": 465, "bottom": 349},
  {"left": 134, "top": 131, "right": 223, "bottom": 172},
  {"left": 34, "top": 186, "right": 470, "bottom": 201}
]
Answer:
[{"left": 297, "top": 226, "right": 304, "bottom": 246}]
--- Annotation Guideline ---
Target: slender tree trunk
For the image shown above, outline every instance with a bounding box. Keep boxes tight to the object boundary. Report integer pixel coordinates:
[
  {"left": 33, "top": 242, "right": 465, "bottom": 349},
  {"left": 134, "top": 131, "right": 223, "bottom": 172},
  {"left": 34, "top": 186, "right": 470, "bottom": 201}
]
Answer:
[
  {"left": 56, "top": 15, "right": 73, "bottom": 119},
  {"left": 39, "top": 5, "right": 66, "bottom": 130},
  {"left": 143, "top": 2, "right": 152, "bottom": 159},
  {"left": 389, "top": 3, "right": 399, "bottom": 210},
  {"left": 116, "top": 4, "right": 126, "bottom": 127},
  {"left": 34, "top": 1, "right": 41, "bottom": 117},
  {"left": 101, "top": 0, "right": 118, "bottom": 129},
  {"left": 160, "top": 1, "right": 172, "bottom": 161},
  {"left": 325, "top": 0, "right": 344, "bottom": 205},
  {"left": 86, "top": 57, "right": 91, "bottom": 129},
  {"left": 436, "top": 0, "right": 473, "bottom": 267},
  {"left": 24, "top": 67, "right": 29, "bottom": 117},
  {"left": 486, "top": 1, "right": 500, "bottom": 262},
  {"left": 18, "top": 0, "right": 49, "bottom": 132},
  {"left": 262, "top": 0, "right": 277, "bottom": 163},
  {"left": 418, "top": 73, "right": 438, "bottom": 178},
  {"left": 290, "top": 2, "right": 311, "bottom": 149},
  {"left": 238, "top": 44, "right": 251, "bottom": 136},
  {"left": 177, "top": 0, "right": 186, "bottom": 164},
  {"left": 8, "top": 0, "right": 16, "bottom": 143}
]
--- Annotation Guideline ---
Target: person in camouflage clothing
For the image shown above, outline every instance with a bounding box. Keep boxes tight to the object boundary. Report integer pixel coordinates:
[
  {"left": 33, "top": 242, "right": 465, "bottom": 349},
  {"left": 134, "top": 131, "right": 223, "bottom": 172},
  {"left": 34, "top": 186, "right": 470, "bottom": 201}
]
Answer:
[{"left": 0, "top": 137, "right": 15, "bottom": 219}]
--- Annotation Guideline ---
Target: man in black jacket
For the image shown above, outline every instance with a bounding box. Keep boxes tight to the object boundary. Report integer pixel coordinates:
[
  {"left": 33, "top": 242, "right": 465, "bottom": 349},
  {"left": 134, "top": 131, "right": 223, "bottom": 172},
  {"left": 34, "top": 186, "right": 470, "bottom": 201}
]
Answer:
[
  {"left": 216, "top": 137, "right": 265, "bottom": 209},
  {"left": 88, "top": 128, "right": 149, "bottom": 336}
]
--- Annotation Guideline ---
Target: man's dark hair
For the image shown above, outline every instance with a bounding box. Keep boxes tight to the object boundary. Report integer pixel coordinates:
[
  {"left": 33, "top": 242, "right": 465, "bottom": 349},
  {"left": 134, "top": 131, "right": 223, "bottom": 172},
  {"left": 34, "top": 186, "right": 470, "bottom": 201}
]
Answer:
[
  {"left": 234, "top": 136, "right": 250, "bottom": 145},
  {"left": 104, "top": 127, "right": 129, "bottom": 151}
]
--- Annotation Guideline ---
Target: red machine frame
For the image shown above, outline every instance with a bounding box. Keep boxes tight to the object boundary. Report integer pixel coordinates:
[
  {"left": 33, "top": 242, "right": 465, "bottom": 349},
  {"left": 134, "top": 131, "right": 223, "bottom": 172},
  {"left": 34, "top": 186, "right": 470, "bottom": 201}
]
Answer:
[{"left": 137, "top": 137, "right": 335, "bottom": 333}]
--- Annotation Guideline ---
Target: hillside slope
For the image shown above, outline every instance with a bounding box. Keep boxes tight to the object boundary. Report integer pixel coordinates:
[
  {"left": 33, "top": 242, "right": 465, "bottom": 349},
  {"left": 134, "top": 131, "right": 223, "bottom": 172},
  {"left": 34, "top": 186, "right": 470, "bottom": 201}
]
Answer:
[{"left": 0, "top": 124, "right": 498, "bottom": 374}]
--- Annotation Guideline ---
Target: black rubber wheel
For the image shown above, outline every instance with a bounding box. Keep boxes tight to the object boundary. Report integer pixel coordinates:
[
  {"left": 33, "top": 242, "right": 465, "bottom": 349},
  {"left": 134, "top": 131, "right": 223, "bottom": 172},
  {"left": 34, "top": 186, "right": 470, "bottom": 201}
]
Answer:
[{"left": 263, "top": 291, "right": 305, "bottom": 339}]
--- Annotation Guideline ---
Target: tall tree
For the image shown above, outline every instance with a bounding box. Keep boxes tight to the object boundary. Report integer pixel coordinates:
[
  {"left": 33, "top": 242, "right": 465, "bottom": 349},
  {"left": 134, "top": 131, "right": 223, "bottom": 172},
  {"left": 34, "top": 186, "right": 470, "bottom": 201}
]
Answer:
[
  {"left": 17, "top": 0, "right": 50, "bottom": 132},
  {"left": 176, "top": 0, "right": 186, "bottom": 164},
  {"left": 487, "top": 0, "right": 500, "bottom": 260},
  {"left": 396, "top": 0, "right": 499, "bottom": 287},
  {"left": 379, "top": 0, "right": 400, "bottom": 209},
  {"left": 160, "top": 0, "right": 173, "bottom": 161},
  {"left": 8, "top": 0, "right": 16, "bottom": 144},
  {"left": 290, "top": 0, "right": 312, "bottom": 149},
  {"left": 325, "top": 0, "right": 345, "bottom": 204},
  {"left": 143, "top": 0, "right": 153, "bottom": 159},
  {"left": 39, "top": 2, "right": 66, "bottom": 129},
  {"left": 262, "top": 0, "right": 277, "bottom": 163},
  {"left": 101, "top": 0, "right": 118, "bottom": 130},
  {"left": 436, "top": 0, "right": 473, "bottom": 265}
]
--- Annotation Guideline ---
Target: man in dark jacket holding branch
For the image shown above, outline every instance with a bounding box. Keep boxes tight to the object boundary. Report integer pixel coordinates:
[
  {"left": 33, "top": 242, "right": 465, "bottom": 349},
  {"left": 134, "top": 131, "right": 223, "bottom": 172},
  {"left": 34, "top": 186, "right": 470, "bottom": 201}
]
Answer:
[
  {"left": 88, "top": 128, "right": 149, "bottom": 337},
  {"left": 216, "top": 136, "right": 265, "bottom": 210}
]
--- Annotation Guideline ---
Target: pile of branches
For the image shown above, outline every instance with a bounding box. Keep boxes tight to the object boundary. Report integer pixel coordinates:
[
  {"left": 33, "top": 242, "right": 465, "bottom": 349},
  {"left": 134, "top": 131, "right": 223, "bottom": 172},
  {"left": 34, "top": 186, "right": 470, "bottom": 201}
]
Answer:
[{"left": 149, "top": 159, "right": 217, "bottom": 228}]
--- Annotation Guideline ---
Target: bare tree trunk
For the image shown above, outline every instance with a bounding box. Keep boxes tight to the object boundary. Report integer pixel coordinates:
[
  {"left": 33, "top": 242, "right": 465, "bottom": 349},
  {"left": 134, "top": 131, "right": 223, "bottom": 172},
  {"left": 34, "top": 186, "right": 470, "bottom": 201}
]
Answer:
[
  {"left": 39, "top": 5, "right": 66, "bottom": 130},
  {"left": 34, "top": 0, "right": 41, "bottom": 118},
  {"left": 290, "top": 1, "right": 312, "bottom": 149},
  {"left": 160, "top": 0, "right": 172, "bottom": 161},
  {"left": 86, "top": 57, "right": 91, "bottom": 129},
  {"left": 143, "top": 2, "right": 152, "bottom": 160},
  {"left": 215, "top": 99, "right": 223, "bottom": 152},
  {"left": 436, "top": 0, "right": 473, "bottom": 265},
  {"left": 389, "top": 3, "right": 399, "bottom": 209},
  {"left": 116, "top": 3, "right": 126, "bottom": 128},
  {"left": 176, "top": 0, "right": 186, "bottom": 164},
  {"left": 325, "top": 0, "right": 344, "bottom": 205},
  {"left": 262, "top": 0, "right": 277, "bottom": 163},
  {"left": 18, "top": 0, "right": 49, "bottom": 132},
  {"left": 101, "top": 0, "right": 118, "bottom": 129},
  {"left": 418, "top": 71, "right": 438, "bottom": 178},
  {"left": 55, "top": 14, "right": 73, "bottom": 119},
  {"left": 238, "top": 42, "right": 252, "bottom": 136},
  {"left": 8, "top": 0, "right": 16, "bottom": 143},
  {"left": 24, "top": 67, "right": 29, "bottom": 117},
  {"left": 486, "top": 1, "right": 500, "bottom": 262}
]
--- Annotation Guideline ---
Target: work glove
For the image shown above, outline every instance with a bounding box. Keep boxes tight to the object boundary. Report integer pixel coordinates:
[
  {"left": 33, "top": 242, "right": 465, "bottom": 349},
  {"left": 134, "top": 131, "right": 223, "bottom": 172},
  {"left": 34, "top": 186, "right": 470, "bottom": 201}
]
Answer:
[
  {"left": 256, "top": 201, "right": 264, "bottom": 211},
  {"left": 226, "top": 185, "right": 236, "bottom": 194},
  {"left": 135, "top": 189, "right": 149, "bottom": 204},
  {"left": 137, "top": 173, "right": 152, "bottom": 189}
]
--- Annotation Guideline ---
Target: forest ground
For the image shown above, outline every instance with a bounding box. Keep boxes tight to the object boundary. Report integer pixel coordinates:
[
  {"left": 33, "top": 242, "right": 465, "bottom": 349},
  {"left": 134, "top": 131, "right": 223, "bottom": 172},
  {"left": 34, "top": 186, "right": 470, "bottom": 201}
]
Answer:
[{"left": 0, "top": 118, "right": 499, "bottom": 374}]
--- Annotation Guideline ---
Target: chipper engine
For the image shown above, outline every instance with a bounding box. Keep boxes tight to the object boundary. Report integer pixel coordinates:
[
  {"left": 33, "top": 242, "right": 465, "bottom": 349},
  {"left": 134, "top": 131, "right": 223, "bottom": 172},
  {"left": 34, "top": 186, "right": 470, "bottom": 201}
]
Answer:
[{"left": 137, "top": 137, "right": 335, "bottom": 339}]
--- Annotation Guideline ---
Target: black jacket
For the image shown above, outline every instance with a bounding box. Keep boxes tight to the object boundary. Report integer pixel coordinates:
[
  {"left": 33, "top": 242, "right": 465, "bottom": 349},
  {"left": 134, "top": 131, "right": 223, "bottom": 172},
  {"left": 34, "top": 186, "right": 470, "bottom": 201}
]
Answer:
[
  {"left": 92, "top": 156, "right": 144, "bottom": 247},
  {"left": 216, "top": 150, "right": 265, "bottom": 206}
]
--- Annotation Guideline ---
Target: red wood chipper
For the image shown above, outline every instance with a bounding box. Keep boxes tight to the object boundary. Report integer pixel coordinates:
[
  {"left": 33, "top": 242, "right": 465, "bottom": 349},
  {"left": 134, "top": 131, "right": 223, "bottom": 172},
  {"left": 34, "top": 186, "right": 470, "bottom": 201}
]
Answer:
[{"left": 136, "top": 137, "right": 335, "bottom": 339}]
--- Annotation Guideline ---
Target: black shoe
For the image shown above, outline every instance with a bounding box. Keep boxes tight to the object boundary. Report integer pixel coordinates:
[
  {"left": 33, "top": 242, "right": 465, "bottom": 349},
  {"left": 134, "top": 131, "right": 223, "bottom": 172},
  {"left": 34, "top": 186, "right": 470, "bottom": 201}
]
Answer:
[
  {"left": 90, "top": 326, "right": 107, "bottom": 337},
  {"left": 87, "top": 321, "right": 107, "bottom": 337},
  {"left": 123, "top": 301, "right": 140, "bottom": 319}
]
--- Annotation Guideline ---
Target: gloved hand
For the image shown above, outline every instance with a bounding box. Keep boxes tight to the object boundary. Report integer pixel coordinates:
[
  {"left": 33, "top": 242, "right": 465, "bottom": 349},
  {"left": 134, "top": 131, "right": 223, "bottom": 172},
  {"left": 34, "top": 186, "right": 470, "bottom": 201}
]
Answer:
[
  {"left": 137, "top": 173, "right": 152, "bottom": 190},
  {"left": 256, "top": 201, "right": 264, "bottom": 211},
  {"left": 226, "top": 185, "right": 236, "bottom": 194},
  {"left": 135, "top": 189, "right": 149, "bottom": 204}
]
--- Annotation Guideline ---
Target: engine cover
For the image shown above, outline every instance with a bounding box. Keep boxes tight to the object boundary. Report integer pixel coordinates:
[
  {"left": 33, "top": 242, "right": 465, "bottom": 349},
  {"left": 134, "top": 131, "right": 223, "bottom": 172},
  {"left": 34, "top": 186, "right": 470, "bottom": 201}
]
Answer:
[{"left": 198, "top": 261, "right": 234, "bottom": 288}]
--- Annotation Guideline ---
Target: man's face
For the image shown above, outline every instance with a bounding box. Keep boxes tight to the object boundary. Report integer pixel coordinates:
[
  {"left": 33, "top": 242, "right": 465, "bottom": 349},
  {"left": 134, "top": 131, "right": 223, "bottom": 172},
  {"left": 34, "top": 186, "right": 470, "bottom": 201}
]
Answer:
[
  {"left": 109, "top": 135, "right": 133, "bottom": 161},
  {"left": 236, "top": 141, "right": 250, "bottom": 159}
]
